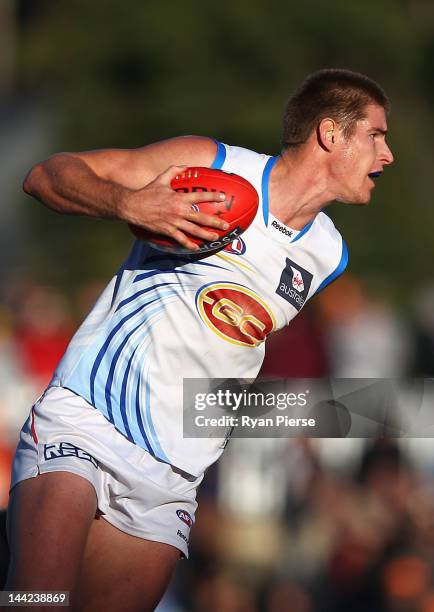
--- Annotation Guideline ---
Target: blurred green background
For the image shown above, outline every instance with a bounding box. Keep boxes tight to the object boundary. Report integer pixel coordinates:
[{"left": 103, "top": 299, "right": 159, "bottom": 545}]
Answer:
[{"left": 2, "top": 0, "right": 433, "bottom": 303}]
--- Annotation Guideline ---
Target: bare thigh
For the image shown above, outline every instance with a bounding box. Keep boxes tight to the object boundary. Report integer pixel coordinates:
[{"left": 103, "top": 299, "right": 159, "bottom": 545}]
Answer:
[
  {"left": 5, "top": 472, "right": 180, "bottom": 612},
  {"left": 76, "top": 517, "right": 180, "bottom": 612},
  {"left": 4, "top": 472, "right": 97, "bottom": 609}
]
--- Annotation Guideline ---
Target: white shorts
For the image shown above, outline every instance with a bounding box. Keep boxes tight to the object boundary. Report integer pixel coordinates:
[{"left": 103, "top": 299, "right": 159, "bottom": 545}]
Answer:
[{"left": 11, "top": 386, "right": 203, "bottom": 558}]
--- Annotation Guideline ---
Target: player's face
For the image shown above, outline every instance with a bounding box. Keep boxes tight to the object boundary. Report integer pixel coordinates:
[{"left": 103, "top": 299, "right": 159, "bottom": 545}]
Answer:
[{"left": 333, "top": 104, "right": 394, "bottom": 205}]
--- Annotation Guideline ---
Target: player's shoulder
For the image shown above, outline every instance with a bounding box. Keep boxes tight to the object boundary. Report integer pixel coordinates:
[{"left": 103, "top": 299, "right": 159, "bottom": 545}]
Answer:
[
  {"left": 315, "top": 210, "right": 343, "bottom": 241},
  {"left": 312, "top": 211, "right": 346, "bottom": 263},
  {"left": 212, "top": 142, "right": 271, "bottom": 185},
  {"left": 312, "top": 212, "right": 348, "bottom": 292},
  {"left": 214, "top": 141, "right": 268, "bottom": 163},
  {"left": 137, "top": 136, "right": 267, "bottom": 171}
]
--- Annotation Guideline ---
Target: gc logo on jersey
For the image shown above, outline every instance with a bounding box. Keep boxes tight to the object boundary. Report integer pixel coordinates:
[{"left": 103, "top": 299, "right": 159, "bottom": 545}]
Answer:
[
  {"left": 196, "top": 282, "right": 275, "bottom": 347},
  {"left": 276, "top": 258, "right": 313, "bottom": 311}
]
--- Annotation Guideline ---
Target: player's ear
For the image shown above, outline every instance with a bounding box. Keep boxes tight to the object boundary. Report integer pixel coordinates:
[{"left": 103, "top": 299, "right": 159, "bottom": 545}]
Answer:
[{"left": 317, "top": 118, "right": 337, "bottom": 152}]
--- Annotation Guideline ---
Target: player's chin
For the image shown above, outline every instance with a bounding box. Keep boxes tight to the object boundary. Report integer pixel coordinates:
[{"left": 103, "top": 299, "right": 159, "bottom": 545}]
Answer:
[
  {"left": 356, "top": 193, "right": 372, "bottom": 205},
  {"left": 352, "top": 185, "right": 374, "bottom": 205},
  {"left": 337, "top": 193, "right": 371, "bottom": 206}
]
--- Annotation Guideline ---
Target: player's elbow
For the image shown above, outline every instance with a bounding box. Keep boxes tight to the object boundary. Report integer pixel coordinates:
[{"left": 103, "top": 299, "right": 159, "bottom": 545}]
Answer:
[{"left": 23, "top": 162, "right": 46, "bottom": 197}]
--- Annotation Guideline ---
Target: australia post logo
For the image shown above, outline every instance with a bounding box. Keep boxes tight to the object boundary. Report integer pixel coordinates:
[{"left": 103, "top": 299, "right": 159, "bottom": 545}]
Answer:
[
  {"left": 276, "top": 258, "right": 313, "bottom": 311},
  {"left": 290, "top": 266, "right": 304, "bottom": 292},
  {"left": 196, "top": 282, "right": 275, "bottom": 347}
]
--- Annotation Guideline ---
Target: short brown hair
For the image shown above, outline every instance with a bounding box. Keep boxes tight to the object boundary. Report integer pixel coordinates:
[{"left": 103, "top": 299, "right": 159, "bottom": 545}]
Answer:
[{"left": 281, "top": 68, "right": 390, "bottom": 149}]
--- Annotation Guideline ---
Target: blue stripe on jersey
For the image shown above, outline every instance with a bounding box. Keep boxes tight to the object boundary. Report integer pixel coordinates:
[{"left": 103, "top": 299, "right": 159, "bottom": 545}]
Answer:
[
  {"left": 117, "top": 239, "right": 151, "bottom": 274},
  {"left": 133, "top": 269, "right": 200, "bottom": 284},
  {"left": 104, "top": 316, "right": 151, "bottom": 422},
  {"left": 111, "top": 268, "right": 125, "bottom": 309},
  {"left": 116, "top": 282, "right": 179, "bottom": 312},
  {"left": 104, "top": 297, "right": 172, "bottom": 423},
  {"left": 143, "top": 255, "right": 228, "bottom": 271},
  {"left": 291, "top": 219, "right": 315, "bottom": 243},
  {"left": 135, "top": 374, "right": 155, "bottom": 454},
  {"left": 211, "top": 141, "right": 226, "bottom": 169},
  {"left": 261, "top": 156, "right": 279, "bottom": 226},
  {"left": 144, "top": 367, "right": 170, "bottom": 461},
  {"left": 119, "top": 342, "right": 155, "bottom": 453},
  {"left": 315, "top": 239, "right": 349, "bottom": 294},
  {"left": 91, "top": 285, "right": 177, "bottom": 443},
  {"left": 95, "top": 294, "right": 176, "bottom": 420},
  {"left": 117, "top": 269, "right": 222, "bottom": 313},
  {"left": 119, "top": 353, "right": 135, "bottom": 443},
  {"left": 89, "top": 296, "right": 160, "bottom": 405},
  {"left": 110, "top": 241, "right": 141, "bottom": 308},
  {"left": 119, "top": 310, "right": 168, "bottom": 455}
]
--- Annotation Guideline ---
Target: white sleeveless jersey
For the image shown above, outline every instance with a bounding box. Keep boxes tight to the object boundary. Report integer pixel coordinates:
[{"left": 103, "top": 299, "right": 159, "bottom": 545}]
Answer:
[{"left": 50, "top": 142, "right": 348, "bottom": 476}]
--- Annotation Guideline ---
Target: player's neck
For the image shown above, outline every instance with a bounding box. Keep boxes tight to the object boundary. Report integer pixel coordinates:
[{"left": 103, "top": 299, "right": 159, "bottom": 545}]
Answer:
[{"left": 268, "top": 146, "right": 336, "bottom": 229}]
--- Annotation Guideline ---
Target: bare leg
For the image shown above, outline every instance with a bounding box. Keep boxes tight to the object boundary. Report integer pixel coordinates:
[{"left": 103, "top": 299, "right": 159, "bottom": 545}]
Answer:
[
  {"left": 4, "top": 472, "right": 97, "bottom": 609},
  {"left": 76, "top": 517, "right": 180, "bottom": 612},
  {"left": 4, "top": 472, "right": 179, "bottom": 612}
]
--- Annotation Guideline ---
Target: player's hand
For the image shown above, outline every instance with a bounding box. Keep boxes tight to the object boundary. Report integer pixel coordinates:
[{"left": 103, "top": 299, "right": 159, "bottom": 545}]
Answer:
[{"left": 120, "top": 165, "right": 230, "bottom": 251}]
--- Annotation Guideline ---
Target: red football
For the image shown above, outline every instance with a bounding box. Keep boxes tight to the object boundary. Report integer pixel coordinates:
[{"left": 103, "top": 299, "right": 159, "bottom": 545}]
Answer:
[{"left": 129, "top": 167, "right": 259, "bottom": 254}]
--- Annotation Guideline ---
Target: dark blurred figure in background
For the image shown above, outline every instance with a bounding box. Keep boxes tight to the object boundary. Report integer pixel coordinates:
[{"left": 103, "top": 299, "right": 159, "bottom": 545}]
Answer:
[
  {"left": 0, "top": 510, "right": 8, "bottom": 589},
  {"left": 411, "top": 285, "right": 434, "bottom": 376},
  {"left": 260, "top": 303, "right": 329, "bottom": 378}
]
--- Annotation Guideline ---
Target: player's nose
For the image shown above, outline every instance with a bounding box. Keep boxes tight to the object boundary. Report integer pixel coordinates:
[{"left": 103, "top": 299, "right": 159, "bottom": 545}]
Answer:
[{"left": 380, "top": 141, "right": 394, "bottom": 165}]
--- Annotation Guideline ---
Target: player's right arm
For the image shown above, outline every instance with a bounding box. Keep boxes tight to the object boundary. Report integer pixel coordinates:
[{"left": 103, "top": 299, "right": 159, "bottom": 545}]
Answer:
[{"left": 23, "top": 136, "right": 229, "bottom": 251}]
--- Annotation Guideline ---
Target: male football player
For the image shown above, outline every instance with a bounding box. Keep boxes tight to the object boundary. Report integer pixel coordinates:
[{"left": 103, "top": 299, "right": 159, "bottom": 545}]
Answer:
[{"left": 5, "top": 69, "right": 393, "bottom": 611}]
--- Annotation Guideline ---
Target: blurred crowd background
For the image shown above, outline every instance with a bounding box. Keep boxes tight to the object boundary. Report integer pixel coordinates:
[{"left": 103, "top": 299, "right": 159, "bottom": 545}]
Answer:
[{"left": 1, "top": 1, "right": 434, "bottom": 610}]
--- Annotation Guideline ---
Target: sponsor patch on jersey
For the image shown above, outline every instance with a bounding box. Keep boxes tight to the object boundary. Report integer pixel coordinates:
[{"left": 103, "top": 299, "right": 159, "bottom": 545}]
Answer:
[
  {"left": 196, "top": 282, "right": 275, "bottom": 347},
  {"left": 276, "top": 258, "right": 313, "bottom": 311},
  {"left": 176, "top": 509, "right": 194, "bottom": 527},
  {"left": 43, "top": 442, "right": 99, "bottom": 469},
  {"left": 223, "top": 236, "right": 246, "bottom": 255}
]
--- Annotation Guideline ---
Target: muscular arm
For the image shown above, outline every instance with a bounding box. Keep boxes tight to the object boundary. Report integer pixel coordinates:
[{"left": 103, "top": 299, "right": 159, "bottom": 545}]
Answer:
[{"left": 23, "top": 136, "right": 228, "bottom": 250}]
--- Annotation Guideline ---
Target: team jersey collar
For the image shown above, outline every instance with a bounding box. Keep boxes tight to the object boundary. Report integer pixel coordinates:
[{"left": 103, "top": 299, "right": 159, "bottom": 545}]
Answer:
[
  {"left": 261, "top": 154, "right": 315, "bottom": 244},
  {"left": 261, "top": 155, "right": 278, "bottom": 226}
]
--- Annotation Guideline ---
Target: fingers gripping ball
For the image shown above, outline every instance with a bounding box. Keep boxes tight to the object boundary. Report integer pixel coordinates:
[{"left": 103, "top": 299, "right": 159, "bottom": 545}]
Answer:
[{"left": 129, "top": 167, "right": 259, "bottom": 254}]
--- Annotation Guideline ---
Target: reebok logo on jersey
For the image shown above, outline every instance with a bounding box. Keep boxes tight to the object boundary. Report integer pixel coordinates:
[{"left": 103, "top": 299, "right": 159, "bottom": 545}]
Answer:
[
  {"left": 271, "top": 219, "right": 293, "bottom": 238},
  {"left": 43, "top": 442, "right": 99, "bottom": 469},
  {"left": 276, "top": 258, "right": 313, "bottom": 311}
]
